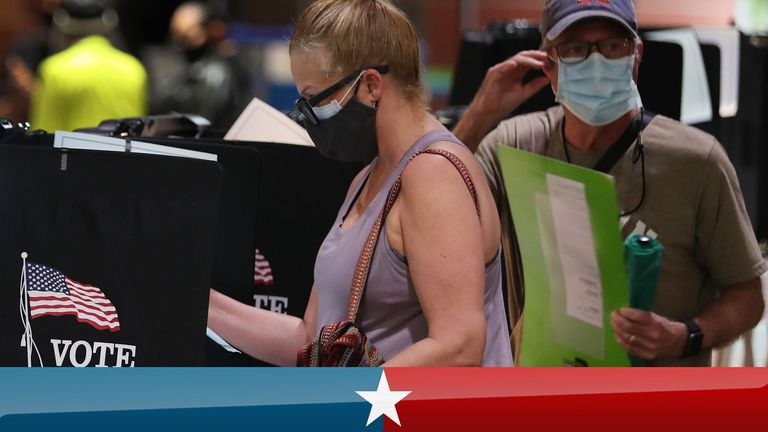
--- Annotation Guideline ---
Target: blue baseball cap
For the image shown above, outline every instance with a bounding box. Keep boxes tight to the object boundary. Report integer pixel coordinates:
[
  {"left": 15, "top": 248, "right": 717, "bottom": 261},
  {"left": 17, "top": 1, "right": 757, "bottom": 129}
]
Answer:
[{"left": 541, "top": 0, "right": 638, "bottom": 41}]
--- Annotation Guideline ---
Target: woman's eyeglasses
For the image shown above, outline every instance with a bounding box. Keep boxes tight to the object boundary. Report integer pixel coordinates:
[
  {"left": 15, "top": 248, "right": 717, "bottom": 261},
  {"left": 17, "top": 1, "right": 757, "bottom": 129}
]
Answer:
[{"left": 295, "top": 65, "right": 389, "bottom": 125}]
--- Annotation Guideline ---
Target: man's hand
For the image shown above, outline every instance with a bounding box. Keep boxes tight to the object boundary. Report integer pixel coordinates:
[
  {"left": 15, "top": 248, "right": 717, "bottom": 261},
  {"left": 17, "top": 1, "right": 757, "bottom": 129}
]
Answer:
[
  {"left": 453, "top": 50, "right": 550, "bottom": 151},
  {"left": 610, "top": 308, "right": 688, "bottom": 361}
]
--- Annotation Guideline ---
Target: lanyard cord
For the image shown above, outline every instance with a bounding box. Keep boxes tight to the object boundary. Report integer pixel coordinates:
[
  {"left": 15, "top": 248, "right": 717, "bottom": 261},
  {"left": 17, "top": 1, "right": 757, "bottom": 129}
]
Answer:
[{"left": 561, "top": 114, "right": 647, "bottom": 217}]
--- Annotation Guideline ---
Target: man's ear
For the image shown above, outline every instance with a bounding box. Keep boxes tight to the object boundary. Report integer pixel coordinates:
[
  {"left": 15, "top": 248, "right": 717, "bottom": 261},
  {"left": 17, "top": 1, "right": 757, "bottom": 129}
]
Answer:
[
  {"left": 542, "top": 55, "right": 556, "bottom": 81},
  {"left": 633, "top": 39, "right": 644, "bottom": 82}
]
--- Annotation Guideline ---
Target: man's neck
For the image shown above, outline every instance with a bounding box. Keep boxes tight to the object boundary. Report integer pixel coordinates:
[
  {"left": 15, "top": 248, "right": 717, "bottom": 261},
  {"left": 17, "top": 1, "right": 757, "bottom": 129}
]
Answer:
[{"left": 563, "top": 108, "right": 639, "bottom": 152}]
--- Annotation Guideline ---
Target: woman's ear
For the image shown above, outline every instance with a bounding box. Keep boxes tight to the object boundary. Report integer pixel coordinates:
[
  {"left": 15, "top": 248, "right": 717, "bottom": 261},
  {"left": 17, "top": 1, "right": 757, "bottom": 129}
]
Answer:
[{"left": 361, "top": 69, "right": 383, "bottom": 106}]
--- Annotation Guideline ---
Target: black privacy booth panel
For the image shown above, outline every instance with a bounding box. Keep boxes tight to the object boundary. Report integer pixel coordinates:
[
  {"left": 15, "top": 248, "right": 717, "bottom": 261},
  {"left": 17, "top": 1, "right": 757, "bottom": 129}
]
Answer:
[
  {"left": 242, "top": 141, "right": 363, "bottom": 316},
  {"left": 142, "top": 137, "right": 364, "bottom": 366},
  {"left": 0, "top": 145, "right": 222, "bottom": 366},
  {"left": 139, "top": 138, "right": 262, "bottom": 365}
]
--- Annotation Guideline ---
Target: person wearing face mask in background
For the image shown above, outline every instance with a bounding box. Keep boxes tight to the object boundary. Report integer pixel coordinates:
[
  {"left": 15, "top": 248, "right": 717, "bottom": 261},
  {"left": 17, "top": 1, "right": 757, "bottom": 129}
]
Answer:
[
  {"left": 148, "top": 1, "right": 246, "bottom": 130},
  {"left": 453, "top": 0, "right": 765, "bottom": 366},
  {"left": 207, "top": 0, "right": 513, "bottom": 367}
]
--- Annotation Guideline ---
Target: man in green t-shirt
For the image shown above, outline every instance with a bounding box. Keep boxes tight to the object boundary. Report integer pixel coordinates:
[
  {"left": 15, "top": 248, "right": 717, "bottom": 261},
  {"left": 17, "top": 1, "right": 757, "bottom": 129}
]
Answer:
[{"left": 454, "top": 0, "right": 766, "bottom": 366}]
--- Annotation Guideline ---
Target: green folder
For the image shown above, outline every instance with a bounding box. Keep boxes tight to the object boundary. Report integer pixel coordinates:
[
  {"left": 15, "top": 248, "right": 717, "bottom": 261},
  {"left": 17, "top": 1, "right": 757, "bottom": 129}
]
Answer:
[{"left": 498, "top": 146, "right": 630, "bottom": 366}]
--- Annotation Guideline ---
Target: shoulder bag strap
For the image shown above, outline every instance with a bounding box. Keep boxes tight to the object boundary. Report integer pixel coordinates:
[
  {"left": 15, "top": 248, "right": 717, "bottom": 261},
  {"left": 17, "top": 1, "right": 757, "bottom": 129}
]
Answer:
[{"left": 345, "top": 148, "right": 480, "bottom": 320}]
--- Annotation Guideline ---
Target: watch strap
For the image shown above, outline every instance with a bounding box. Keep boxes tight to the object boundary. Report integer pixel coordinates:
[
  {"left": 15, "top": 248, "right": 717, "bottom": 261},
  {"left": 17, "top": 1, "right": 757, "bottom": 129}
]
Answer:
[{"left": 683, "top": 319, "right": 703, "bottom": 357}]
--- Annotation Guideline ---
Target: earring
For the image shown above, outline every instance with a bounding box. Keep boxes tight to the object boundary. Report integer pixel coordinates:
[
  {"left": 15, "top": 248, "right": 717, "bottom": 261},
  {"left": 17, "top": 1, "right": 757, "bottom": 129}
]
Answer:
[{"left": 372, "top": 101, "right": 378, "bottom": 108}]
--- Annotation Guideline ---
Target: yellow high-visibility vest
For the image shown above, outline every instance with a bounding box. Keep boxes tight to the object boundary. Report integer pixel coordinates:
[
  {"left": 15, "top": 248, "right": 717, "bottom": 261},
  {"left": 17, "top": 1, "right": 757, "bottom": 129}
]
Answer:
[{"left": 31, "top": 35, "right": 147, "bottom": 132}]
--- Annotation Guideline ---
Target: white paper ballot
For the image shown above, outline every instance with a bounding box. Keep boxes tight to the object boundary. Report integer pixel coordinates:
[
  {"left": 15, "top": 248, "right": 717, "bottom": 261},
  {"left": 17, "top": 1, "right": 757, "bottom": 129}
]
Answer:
[
  {"left": 644, "top": 29, "right": 713, "bottom": 125},
  {"left": 53, "top": 131, "right": 218, "bottom": 161},
  {"left": 206, "top": 327, "right": 242, "bottom": 354},
  {"left": 225, "top": 97, "right": 314, "bottom": 146},
  {"left": 695, "top": 27, "right": 741, "bottom": 118},
  {"left": 546, "top": 174, "right": 603, "bottom": 328}
]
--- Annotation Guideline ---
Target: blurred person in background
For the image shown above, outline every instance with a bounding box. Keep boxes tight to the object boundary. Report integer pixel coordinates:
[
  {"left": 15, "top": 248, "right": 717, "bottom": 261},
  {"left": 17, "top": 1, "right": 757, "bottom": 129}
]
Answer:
[
  {"left": 149, "top": 1, "right": 246, "bottom": 130},
  {"left": 0, "top": 0, "right": 66, "bottom": 123},
  {"left": 30, "top": 0, "right": 147, "bottom": 132}
]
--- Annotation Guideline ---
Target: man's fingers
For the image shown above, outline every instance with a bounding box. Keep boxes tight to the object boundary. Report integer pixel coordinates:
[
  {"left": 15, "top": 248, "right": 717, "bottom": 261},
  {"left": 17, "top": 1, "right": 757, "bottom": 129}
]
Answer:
[
  {"left": 611, "top": 311, "right": 633, "bottom": 332},
  {"left": 511, "top": 54, "right": 547, "bottom": 71},
  {"left": 522, "top": 76, "right": 550, "bottom": 97},
  {"left": 489, "top": 51, "right": 548, "bottom": 78},
  {"left": 615, "top": 331, "right": 654, "bottom": 359},
  {"left": 619, "top": 307, "right": 653, "bottom": 324},
  {"left": 516, "top": 50, "right": 550, "bottom": 60},
  {"left": 611, "top": 312, "right": 651, "bottom": 343}
]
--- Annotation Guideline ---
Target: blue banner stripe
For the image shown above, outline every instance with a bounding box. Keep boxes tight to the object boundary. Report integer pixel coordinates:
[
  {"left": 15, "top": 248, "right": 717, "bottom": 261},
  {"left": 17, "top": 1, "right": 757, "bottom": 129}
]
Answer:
[
  {"left": 0, "top": 369, "right": 382, "bottom": 418},
  {"left": 0, "top": 404, "right": 383, "bottom": 432}
]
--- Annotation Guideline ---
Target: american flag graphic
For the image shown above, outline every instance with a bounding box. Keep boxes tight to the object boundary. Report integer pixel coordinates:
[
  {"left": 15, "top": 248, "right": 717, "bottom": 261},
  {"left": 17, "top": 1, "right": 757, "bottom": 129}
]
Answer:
[
  {"left": 254, "top": 249, "right": 274, "bottom": 286},
  {"left": 25, "top": 262, "right": 120, "bottom": 332}
]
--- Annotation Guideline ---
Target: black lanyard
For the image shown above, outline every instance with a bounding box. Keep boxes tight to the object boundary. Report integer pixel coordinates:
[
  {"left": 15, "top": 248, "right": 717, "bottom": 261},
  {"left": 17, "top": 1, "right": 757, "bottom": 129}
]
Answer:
[
  {"left": 592, "top": 110, "right": 654, "bottom": 173},
  {"left": 563, "top": 110, "right": 656, "bottom": 215}
]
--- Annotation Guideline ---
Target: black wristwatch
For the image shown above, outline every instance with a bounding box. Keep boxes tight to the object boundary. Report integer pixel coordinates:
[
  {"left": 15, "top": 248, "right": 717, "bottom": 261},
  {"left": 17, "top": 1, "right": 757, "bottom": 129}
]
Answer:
[{"left": 683, "top": 319, "right": 703, "bottom": 358}]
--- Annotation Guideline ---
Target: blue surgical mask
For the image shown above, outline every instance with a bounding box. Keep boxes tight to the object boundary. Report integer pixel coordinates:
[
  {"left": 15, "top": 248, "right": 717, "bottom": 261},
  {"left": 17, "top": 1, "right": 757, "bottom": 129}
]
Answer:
[{"left": 556, "top": 52, "right": 643, "bottom": 126}]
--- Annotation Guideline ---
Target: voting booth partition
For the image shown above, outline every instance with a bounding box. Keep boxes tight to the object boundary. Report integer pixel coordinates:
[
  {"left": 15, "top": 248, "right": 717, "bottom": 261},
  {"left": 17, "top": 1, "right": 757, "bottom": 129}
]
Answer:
[
  {"left": 131, "top": 138, "right": 263, "bottom": 366},
  {"left": 734, "top": 36, "right": 768, "bottom": 240},
  {"left": 0, "top": 134, "right": 363, "bottom": 366},
  {"left": 230, "top": 140, "right": 363, "bottom": 323},
  {"left": 137, "top": 137, "right": 364, "bottom": 366},
  {"left": 0, "top": 144, "right": 222, "bottom": 367}
]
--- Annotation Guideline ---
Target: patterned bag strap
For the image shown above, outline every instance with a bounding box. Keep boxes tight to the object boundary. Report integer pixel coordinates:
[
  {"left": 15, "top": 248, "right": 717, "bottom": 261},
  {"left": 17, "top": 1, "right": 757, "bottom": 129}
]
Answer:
[{"left": 344, "top": 148, "right": 480, "bottom": 321}]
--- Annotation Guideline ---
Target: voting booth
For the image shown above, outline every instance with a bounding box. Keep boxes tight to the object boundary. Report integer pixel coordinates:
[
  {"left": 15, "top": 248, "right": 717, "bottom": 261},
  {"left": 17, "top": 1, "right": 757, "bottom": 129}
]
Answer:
[
  {"left": 0, "top": 128, "right": 362, "bottom": 366},
  {"left": 141, "top": 137, "right": 363, "bottom": 365},
  {"left": 0, "top": 144, "right": 222, "bottom": 366}
]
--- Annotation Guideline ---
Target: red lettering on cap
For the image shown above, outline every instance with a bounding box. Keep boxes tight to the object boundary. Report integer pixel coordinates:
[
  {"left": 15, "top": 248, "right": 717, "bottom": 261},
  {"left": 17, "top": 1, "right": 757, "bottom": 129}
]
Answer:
[{"left": 577, "top": 0, "right": 612, "bottom": 4}]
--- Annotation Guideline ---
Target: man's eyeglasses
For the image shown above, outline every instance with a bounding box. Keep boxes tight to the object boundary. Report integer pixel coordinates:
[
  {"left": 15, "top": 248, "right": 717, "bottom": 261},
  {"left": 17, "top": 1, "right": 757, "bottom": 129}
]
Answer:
[
  {"left": 295, "top": 65, "right": 389, "bottom": 125},
  {"left": 553, "top": 37, "right": 633, "bottom": 64}
]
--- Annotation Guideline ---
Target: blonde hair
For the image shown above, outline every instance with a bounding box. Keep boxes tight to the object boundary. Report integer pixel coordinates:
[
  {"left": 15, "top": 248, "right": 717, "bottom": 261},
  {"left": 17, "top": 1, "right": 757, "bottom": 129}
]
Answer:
[{"left": 290, "top": 0, "right": 425, "bottom": 105}]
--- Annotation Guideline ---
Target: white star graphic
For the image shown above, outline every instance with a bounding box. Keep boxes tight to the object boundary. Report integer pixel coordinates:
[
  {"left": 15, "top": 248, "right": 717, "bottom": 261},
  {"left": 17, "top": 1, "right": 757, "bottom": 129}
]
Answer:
[{"left": 356, "top": 371, "right": 411, "bottom": 427}]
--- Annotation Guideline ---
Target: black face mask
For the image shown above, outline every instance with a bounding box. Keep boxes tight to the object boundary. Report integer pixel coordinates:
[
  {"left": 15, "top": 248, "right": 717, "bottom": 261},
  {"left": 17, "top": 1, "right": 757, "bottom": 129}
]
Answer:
[
  {"left": 303, "top": 96, "right": 379, "bottom": 163},
  {"left": 183, "top": 43, "right": 210, "bottom": 63}
]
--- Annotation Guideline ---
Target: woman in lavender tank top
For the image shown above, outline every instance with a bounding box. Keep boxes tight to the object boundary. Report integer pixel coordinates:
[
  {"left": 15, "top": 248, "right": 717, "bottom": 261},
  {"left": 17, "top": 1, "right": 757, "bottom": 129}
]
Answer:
[{"left": 207, "top": 0, "right": 513, "bottom": 367}]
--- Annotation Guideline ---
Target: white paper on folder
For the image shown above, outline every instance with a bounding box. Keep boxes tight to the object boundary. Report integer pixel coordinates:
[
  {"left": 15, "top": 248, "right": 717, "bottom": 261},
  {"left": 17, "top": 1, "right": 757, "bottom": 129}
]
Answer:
[
  {"left": 53, "top": 131, "right": 218, "bottom": 161},
  {"left": 644, "top": 29, "right": 713, "bottom": 125},
  {"left": 546, "top": 174, "right": 603, "bottom": 328},
  {"left": 225, "top": 97, "right": 314, "bottom": 146},
  {"left": 695, "top": 27, "right": 740, "bottom": 118}
]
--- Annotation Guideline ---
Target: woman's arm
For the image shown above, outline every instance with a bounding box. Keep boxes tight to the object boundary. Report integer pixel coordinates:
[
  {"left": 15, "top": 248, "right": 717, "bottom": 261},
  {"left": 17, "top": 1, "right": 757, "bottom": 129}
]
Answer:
[
  {"left": 384, "top": 154, "right": 488, "bottom": 367},
  {"left": 205, "top": 165, "right": 369, "bottom": 366},
  {"left": 207, "top": 286, "right": 317, "bottom": 366}
]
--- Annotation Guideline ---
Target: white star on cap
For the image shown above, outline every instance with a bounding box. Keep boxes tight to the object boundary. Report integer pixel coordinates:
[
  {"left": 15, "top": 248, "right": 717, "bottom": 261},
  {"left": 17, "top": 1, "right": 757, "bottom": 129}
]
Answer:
[{"left": 356, "top": 371, "right": 411, "bottom": 427}]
